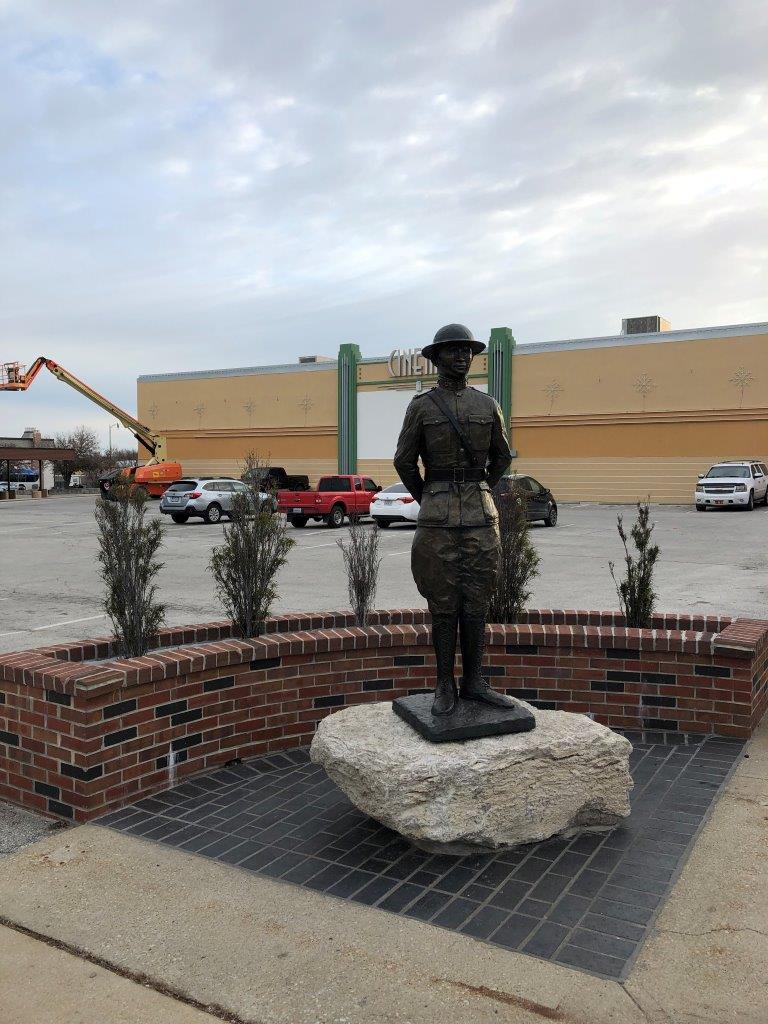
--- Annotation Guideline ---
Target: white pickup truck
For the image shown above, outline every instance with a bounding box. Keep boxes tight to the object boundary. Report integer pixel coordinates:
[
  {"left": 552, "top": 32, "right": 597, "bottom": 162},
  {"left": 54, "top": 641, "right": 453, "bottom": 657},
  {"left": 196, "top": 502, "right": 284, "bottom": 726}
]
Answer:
[{"left": 695, "top": 460, "right": 768, "bottom": 511}]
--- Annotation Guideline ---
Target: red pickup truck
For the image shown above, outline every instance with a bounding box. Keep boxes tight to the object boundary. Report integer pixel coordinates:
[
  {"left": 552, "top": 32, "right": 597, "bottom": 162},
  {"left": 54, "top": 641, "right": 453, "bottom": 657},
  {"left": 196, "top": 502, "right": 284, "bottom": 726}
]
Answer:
[{"left": 278, "top": 474, "right": 382, "bottom": 528}]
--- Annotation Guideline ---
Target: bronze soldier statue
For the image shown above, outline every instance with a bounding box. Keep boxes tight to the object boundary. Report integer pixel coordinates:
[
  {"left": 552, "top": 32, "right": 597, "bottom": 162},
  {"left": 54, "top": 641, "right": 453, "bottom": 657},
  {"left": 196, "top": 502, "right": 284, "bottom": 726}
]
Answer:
[{"left": 394, "top": 324, "right": 516, "bottom": 717}]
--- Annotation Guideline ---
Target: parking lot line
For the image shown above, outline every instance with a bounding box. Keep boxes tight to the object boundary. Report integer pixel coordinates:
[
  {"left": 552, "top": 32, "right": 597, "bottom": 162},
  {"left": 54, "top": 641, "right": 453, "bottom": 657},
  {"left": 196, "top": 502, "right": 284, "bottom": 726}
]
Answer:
[{"left": 0, "top": 614, "right": 107, "bottom": 639}]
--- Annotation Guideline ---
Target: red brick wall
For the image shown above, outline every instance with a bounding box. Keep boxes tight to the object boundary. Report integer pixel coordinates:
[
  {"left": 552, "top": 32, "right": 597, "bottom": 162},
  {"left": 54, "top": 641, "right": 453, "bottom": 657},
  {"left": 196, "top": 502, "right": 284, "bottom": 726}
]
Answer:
[{"left": 1, "top": 609, "right": 766, "bottom": 823}]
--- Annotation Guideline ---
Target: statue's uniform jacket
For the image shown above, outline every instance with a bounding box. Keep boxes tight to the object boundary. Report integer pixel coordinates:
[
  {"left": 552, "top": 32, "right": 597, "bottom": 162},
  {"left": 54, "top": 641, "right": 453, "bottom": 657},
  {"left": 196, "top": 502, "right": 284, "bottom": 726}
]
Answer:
[{"left": 393, "top": 383, "right": 513, "bottom": 616}]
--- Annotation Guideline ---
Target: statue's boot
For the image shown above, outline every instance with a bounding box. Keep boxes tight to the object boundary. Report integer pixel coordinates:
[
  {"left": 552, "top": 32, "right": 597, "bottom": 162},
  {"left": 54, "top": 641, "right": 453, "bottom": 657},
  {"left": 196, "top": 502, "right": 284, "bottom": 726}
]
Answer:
[
  {"left": 459, "top": 612, "right": 517, "bottom": 709},
  {"left": 430, "top": 613, "right": 458, "bottom": 716}
]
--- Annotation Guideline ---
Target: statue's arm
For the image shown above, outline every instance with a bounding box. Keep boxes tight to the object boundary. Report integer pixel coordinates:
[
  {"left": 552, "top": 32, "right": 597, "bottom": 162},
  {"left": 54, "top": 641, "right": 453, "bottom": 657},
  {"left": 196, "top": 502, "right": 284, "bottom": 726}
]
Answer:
[
  {"left": 485, "top": 400, "right": 513, "bottom": 488},
  {"left": 393, "top": 401, "right": 424, "bottom": 504}
]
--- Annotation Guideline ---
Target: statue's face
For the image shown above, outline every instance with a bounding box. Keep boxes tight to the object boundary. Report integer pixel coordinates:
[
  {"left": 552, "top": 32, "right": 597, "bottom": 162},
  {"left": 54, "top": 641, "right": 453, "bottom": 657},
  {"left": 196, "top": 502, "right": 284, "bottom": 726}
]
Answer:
[{"left": 434, "top": 342, "right": 474, "bottom": 378}]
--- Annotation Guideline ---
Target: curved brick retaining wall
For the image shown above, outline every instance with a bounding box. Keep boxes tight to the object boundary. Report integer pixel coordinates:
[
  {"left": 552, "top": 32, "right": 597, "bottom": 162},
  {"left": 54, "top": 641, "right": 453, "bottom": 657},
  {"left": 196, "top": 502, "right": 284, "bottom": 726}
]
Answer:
[{"left": 1, "top": 609, "right": 766, "bottom": 822}]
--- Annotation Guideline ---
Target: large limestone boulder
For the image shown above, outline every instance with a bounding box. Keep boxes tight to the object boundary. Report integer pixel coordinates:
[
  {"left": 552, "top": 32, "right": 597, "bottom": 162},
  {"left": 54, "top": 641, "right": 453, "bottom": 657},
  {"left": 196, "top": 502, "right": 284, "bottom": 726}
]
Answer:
[{"left": 310, "top": 701, "right": 632, "bottom": 852}]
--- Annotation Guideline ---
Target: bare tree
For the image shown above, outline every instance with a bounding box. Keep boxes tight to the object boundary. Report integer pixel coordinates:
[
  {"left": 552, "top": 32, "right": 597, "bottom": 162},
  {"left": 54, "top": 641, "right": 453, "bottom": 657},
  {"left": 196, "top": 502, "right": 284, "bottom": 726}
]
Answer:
[
  {"left": 209, "top": 453, "right": 294, "bottom": 637},
  {"left": 94, "top": 482, "right": 166, "bottom": 657},
  {"left": 337, "top": 517, "right": 381, "bottom": 626},
  {"left": 54, "top": 426, "right": 101, "bottom": 486},
  {"left": 609, "top": 501, "right": 660, "bottom": 628},
  {"left": 488, "top": 482, "right": 540, "bottom": 623}
]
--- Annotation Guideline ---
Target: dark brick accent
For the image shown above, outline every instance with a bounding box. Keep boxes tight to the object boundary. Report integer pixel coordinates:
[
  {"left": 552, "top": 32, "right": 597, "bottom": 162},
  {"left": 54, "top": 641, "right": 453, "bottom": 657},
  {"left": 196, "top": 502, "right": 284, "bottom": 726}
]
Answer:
[
  {"left": 103, "top": 698, "right": 137, "bottom": 720},
  {"left": 0, "top": 693, "right": 5, "bottom": 704},
  {"left": 45, "top": 690, "right": 71, "bottom": 707},
  {"left": 171, "top": 708, "right": 203, "bottom": 726},
  {"left": 249, "top": 657, "right": 282, "bottom": 671},
  {"left": 591, "top": 681, "right": 624, "bottom": 692},
  {"left": 48, "top": 799, "right": 74, "bottom": 819},
  {"left": 394, "top": 655, "right": 424, "bottom": 666},
  {"left": 408, "top": 688, "right": 432, "bottom": 696},
  {"left": 203, "top": 676, "right": 235, "bottom": 693},
  {"left": 695, "top": 665, "right": 732, "bottom": 679},
  {"left": 363, "top": 679, "right": 393, "bottom": 691},
  {"left": 643, "top": 718, "right": 679, "bottom": 730},
  {"left": 531, "top": 700, "right": 557, "bottom": 710},
  {"left": 484, "top": 665, "right": 505, "bottom": 676},
  {"left": 605, "top": 648, "right": 637, "bottom": 659},
  {"left": 34, "top": 781, "right": 60, "bottom": 799},
  {"left": 507, "top": 688, "right": 538, "bottom": 699},
  {"left": 60, "top": 762, "right": 104, "bottom": 782},
  {"left": 607, "top": 670, "right": 641, "bottom": 682},
  {"left": 104, "top": 726, "right": 138, "bottom": 747},
  {"left": 155, "top": 700, "right": 187, "bottom": 718},
  {"left": 314, "top": 695, "right": 345, "bottom": 708},
  {"left": 641, "top": 672, "right": 676, "bottom": 685},
  {"left": 171, "top": 733, "right": 202, "bottom": 752},
  {"left": 642, "top": 695, "right": 676, "bottom": 708},
  {"left": 505, "top": 644, "right": 539, "bottom": 654},
  {"left": 0, "top": 729, "right": 20, "bottom": 746}
]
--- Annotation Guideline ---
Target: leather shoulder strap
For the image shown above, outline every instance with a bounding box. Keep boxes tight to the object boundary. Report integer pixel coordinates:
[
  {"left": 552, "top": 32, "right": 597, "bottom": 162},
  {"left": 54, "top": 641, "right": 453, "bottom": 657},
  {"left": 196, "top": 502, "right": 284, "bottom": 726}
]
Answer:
[{"left": 424, "top": 388, "right": 480, "bottom": 466}]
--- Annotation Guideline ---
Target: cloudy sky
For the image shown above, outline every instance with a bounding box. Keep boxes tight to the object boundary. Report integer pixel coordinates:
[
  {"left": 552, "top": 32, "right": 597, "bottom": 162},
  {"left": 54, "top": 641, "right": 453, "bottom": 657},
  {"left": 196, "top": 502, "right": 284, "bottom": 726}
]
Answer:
[{"left": 1, "top": 0, "right": 766, "bottom": 445}]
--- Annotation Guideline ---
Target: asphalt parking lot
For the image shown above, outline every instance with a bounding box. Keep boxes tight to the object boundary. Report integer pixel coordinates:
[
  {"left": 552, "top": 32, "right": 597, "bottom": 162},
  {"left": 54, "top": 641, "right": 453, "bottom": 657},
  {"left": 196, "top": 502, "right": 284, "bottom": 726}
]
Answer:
[{"left": 1, "top": 494, "right": 767, "bottom": 654}]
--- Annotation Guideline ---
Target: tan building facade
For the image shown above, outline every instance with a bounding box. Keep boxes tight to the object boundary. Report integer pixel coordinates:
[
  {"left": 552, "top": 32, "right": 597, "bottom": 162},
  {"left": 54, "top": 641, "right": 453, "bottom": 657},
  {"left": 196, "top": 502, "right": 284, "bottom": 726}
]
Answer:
[{"left": 137, "top": 320, "right": 768, "bottom": 503}]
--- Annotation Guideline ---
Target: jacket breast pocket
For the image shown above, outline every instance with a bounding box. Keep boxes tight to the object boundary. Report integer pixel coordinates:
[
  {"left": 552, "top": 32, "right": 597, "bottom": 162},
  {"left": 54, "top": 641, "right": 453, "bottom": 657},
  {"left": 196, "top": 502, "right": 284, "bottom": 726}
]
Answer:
[
  {"left": 418, "top": 481, "right": 450, "bottom": 524},
  {"left": 423, "top": 417, "right": 452, "bottom": 457},
  {"left": 468, "top": 416, "right": 493, "bottom": 451}
]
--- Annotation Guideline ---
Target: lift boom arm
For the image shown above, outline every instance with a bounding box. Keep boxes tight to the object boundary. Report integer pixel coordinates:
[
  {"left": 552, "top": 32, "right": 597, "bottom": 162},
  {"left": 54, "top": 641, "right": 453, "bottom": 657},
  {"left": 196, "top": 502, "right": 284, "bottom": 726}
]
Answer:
[{"left": 0, "top": 357, "right": 167, "bottom": 464}]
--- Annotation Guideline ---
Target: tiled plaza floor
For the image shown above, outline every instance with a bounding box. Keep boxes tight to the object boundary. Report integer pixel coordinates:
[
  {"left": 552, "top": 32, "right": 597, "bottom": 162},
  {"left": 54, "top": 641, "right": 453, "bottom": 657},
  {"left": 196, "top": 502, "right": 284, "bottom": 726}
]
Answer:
[{"left": 97, "top": 731, "right": 744, "bottom": 980}]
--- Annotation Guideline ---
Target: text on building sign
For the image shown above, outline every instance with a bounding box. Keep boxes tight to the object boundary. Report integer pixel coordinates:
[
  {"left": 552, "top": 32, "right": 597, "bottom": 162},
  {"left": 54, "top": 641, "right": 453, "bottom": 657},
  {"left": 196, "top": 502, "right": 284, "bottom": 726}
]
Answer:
[{"left": 387, "top": 349, "right": 437, "bottom": 378}]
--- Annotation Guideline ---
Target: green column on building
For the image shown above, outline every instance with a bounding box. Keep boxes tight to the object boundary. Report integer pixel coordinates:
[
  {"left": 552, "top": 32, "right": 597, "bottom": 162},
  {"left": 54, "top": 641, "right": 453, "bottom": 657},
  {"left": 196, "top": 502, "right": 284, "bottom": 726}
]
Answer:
[
  {"left": 487, "top": 327, "right": 515, "bottom": 454},
  {"left": 337, "top": 343, "right": 361, "bottom": 473}
]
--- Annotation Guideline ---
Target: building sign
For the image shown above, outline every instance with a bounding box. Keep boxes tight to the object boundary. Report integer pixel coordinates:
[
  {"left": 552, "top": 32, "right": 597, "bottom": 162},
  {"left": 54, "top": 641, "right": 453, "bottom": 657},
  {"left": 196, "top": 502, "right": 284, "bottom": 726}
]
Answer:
[{"left": 387, "top": 349, "right": 436, "bottom": 378}]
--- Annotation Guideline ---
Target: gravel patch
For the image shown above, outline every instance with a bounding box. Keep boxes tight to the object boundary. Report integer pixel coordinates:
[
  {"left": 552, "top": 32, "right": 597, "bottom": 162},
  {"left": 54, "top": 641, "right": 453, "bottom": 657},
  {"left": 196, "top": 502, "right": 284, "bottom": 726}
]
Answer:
[{"left": 0, "top": 801, "right": 68, "bottom": 857}]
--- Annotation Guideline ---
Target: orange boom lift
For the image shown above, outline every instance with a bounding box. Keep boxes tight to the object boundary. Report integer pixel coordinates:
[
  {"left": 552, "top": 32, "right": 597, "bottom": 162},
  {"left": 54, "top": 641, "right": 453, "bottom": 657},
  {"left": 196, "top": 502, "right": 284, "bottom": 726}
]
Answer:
[{"left": 0, "top": 357, "right": 182, "bottom": 496}]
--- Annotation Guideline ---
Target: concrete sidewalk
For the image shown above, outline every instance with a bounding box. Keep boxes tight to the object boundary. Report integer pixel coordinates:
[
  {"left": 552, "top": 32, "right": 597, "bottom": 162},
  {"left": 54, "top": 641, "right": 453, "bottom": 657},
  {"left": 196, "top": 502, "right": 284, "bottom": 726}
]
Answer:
[
  {"left": 1, "top": 926, "right": 219, "bottom": 1024},
  {"left": 0, "top": 727, "right": 766, "bottom": 1023}
]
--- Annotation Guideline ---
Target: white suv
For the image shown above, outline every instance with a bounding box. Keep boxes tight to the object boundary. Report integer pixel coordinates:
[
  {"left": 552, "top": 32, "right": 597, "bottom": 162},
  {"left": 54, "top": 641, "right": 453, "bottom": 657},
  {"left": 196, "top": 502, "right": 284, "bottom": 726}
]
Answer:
[{"left": 695, "top": 460, "right": 768, "bottom": 511}]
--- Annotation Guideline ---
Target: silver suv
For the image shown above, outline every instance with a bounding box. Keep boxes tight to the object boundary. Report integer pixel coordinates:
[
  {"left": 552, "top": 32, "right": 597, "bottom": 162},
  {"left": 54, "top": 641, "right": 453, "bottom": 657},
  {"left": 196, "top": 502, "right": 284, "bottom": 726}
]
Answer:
[{"left": 160, "top": 478, "right": 274, "bottom": 524}]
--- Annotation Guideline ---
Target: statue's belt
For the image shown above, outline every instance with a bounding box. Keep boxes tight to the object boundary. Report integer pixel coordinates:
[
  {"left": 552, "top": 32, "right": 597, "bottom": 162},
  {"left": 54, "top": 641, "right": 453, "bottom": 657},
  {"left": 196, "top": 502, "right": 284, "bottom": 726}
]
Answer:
[{"left": 425, "top": 467, "right": 487, "bottom": 483}]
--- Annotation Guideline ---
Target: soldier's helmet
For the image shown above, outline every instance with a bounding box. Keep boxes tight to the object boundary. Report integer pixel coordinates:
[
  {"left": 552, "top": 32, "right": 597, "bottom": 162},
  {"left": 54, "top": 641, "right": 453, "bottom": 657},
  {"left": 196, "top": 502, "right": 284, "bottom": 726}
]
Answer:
[{"left": 422, "top": 324, "right": 486, "bottom": 362}]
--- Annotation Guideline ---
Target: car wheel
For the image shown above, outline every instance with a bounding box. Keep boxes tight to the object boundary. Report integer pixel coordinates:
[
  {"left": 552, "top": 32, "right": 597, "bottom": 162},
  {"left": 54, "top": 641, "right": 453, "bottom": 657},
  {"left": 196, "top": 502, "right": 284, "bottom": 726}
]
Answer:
[
  {"left": 745, "top": 492, "right": 754, "bottom": 511},
  {"left": 204, "top": 502, "right": 222, "bottom": 524},
  {"left": 171, "top": 513, "right": 189, "bottom": 524},
  {"left": 544, "top": 502, "right": 558, "bottom": 527},
  {"left": 289, "top": 515, "right": 308, "bottom": 528},
  {"left": 374, "top": 517, "right": 391, "bottom": 528},
  {"left": 695, "top": 504, "right": 706, "bottom": 512},
  {"left": 327, "top": 504, "right": 345, "bottom": 528}
]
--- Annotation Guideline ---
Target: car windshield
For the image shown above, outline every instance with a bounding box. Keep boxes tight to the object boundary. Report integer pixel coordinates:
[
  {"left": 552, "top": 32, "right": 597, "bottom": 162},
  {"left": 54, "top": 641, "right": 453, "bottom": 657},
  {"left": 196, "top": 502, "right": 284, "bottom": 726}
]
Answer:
[
  {"left": 706, "top": 466, "right": 750, "bottom": 478},
  {"left": 380, "top": 484, "right": 408, "bottom": 494},
  {"left": 167, "top": 481, "right": 198, "bottom": 491}
]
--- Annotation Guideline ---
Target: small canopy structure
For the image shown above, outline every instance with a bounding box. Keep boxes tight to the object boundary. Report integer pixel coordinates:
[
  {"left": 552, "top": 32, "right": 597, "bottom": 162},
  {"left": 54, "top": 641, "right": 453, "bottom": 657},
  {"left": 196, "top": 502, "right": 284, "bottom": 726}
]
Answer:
[{"left": 0, "top": 445, "right": 74, "bottom": 491}]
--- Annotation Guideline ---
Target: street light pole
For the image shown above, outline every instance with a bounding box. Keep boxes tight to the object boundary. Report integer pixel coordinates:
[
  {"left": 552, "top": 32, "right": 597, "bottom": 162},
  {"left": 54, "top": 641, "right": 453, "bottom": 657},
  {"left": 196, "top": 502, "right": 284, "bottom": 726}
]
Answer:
[{"left": 108, "top": 421, "right": 121, "bottom": 458}]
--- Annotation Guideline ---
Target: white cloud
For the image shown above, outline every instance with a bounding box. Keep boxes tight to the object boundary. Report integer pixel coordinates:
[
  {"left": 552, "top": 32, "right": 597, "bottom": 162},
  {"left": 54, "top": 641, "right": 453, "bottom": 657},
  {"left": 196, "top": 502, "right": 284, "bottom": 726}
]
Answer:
[
  {"left": 451, "top": 0, "right": 518, "bottom": 54},
  {"left": 160, "top": 158, "right": 190, "bottom": 177}
]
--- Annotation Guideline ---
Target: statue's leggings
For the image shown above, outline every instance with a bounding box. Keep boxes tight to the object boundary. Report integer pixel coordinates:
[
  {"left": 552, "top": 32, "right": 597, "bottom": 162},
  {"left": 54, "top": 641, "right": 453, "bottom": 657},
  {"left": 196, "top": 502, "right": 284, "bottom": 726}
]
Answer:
[{"left": 411, "top": 525, "right": 501, "bottom": 617}]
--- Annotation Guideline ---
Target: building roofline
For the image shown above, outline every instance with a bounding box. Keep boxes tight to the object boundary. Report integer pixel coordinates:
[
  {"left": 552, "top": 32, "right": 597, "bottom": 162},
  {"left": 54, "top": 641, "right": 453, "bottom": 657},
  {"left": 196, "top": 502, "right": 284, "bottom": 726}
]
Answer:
[
  {"left": 512, "top": 321, "right": 768, "bottom": 355},
  {"left": 137, "top": 321, "right": 768, "bottom": 384}
]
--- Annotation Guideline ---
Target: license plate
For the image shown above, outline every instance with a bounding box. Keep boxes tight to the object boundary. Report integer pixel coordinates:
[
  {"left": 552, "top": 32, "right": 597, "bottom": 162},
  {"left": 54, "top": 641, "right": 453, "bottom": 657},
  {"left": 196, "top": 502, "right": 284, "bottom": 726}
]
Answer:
[
  {"left": 292, "top": 507, "right": 302, "bottom": 513},
  {"left": 714, "top": 500, "right": 725, "bottom": 505},
  {"left": 169, "top": 496, "right": 180, "bottom": 503}
]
